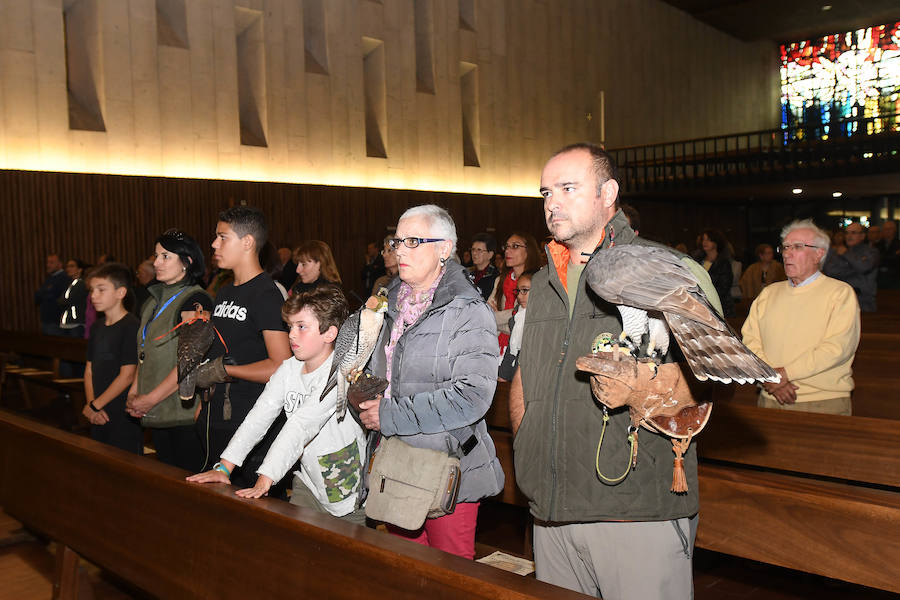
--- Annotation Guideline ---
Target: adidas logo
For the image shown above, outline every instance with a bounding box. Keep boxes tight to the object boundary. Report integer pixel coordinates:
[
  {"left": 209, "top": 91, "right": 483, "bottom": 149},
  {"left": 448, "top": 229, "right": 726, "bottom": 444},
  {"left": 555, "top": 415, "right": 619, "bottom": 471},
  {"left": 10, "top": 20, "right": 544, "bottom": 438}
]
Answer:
[{"left": 213, "top": 300, "right": 248, "bottom": 321}]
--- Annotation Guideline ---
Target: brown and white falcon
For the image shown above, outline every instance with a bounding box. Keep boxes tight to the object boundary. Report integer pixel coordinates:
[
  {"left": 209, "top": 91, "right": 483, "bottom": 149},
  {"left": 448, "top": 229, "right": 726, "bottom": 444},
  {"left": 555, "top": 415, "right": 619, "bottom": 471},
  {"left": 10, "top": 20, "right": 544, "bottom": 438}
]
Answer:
[{"left": 584, "top": 244, "right": 779, "bottom": 385}]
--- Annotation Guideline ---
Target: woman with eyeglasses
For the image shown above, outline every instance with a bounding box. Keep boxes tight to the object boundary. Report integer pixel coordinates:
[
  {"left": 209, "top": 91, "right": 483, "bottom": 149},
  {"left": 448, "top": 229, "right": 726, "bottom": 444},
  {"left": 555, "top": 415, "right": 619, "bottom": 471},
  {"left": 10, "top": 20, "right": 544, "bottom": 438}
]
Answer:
[
  {"left": 125, "top": 230, "right": 213, "bottom": 470},
  {"left": 371, "top": 234, "right": 399, "bottom": 295},
  {"left": 488, "top": 232, "right": 542, "bottom": 356},
  {"left": 356, "top": 204, "right": 504, "bottom": 559}
]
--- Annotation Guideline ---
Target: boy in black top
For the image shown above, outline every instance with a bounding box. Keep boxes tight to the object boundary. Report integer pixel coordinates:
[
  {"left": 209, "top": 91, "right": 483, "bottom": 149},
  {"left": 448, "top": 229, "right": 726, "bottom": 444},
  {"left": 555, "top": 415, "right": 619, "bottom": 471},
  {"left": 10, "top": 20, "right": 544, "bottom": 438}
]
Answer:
[
  {"left": 195, "top": 206, "right": 292, "bottom": 490},
  {"left": 83, "top": 263, "right": 142, "bottom": 454}
]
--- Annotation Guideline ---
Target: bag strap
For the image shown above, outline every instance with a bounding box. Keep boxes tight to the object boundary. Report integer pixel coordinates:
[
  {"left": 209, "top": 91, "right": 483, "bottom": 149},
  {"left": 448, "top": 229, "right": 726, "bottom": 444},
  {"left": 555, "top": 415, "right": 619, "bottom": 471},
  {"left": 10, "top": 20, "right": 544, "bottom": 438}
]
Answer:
[{"left": 448, "top": 426, "right": 478, "bottom": 457}]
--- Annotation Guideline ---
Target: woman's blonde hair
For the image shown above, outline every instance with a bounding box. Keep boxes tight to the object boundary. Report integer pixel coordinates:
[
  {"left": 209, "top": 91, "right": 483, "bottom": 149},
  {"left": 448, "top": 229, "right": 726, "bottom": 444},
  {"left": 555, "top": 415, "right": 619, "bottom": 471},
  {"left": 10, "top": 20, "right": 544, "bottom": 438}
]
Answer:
[{"left": 294, "top": 240, "right": 342, "bottom": 284}]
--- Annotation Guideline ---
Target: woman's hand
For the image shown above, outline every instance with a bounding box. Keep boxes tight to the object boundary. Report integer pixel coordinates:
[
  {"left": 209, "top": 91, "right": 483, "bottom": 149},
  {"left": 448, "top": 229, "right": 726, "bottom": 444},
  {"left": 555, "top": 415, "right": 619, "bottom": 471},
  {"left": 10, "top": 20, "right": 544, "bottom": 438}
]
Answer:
[
  {"left": 358, "top": 398, "right": 381, "bottom": 431},
  {"left": 234, "top": 475, "right": 274, "bottom": 499},
  {"left": 125, "top": 394, "right": 156, "bottom": 418}
]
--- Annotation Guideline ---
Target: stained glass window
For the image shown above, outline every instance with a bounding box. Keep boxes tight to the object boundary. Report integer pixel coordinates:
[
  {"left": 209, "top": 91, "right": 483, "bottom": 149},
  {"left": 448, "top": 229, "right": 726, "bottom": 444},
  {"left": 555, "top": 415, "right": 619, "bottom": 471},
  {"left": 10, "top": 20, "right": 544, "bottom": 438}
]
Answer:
[{"left": 780, "top": 22, "right": 900, "bottom": 140}]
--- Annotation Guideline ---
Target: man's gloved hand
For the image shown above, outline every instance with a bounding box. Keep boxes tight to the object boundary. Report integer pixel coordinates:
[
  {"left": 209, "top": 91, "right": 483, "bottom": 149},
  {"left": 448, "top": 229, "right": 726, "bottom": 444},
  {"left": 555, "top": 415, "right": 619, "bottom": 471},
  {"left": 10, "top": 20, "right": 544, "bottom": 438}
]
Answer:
[
  {"left": 575, "top": 352, "right": 695, "bottom": 421},
  {"left": 195, "top": 356, "right": 232, "bottom": 389}
]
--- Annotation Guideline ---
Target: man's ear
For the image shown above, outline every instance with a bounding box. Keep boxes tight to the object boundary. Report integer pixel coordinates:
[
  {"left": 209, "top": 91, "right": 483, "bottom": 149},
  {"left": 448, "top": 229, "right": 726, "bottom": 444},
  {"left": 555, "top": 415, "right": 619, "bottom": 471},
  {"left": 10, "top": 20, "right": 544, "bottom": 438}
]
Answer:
[
  {"left": 599, "top": 179, "right": 619, "bottom": 210},
  {"left": 115, "top": 286, "right": 128, "bottom": 300},
  {"left": 324, "top": 325, "right": 339, "bottom": 343},
  {"left": 241, "top": 234, "right": 256, "bottom": 254}
]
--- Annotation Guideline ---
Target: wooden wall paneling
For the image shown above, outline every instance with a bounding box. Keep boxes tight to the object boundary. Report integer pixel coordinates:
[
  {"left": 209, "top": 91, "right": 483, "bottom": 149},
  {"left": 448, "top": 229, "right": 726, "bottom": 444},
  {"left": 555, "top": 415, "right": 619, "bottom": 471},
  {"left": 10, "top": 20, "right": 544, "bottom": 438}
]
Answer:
[{"left": 2, "top": 170, "right": 549, "bottom": 331}]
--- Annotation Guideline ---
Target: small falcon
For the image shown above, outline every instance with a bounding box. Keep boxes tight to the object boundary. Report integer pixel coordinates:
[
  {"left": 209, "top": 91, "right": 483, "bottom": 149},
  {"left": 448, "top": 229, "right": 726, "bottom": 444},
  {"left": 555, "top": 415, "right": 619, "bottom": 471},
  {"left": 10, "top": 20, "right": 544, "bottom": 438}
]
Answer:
[
  {"left": 320, "top": 292, "right": 388, "bottom": 421},
  {"left": 176, "top": 304, "right": 216, "bottom": 401},
  {"left": 585, "top": 244, "right": 779, "bottom": 385}
]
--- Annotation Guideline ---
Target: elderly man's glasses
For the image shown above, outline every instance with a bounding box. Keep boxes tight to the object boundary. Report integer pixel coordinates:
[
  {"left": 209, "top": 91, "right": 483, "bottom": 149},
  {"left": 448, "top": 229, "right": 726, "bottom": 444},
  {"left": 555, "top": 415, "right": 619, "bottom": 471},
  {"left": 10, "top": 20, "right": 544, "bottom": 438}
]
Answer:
[
  {"left": 388, "top": 237, "right": 446, "bottom": 250},
  {"left": 778, "top": 243, "right": 820, "bottom": 253},
  {"left": 502, "top": 242, "right": 526, "bottom": 251}
]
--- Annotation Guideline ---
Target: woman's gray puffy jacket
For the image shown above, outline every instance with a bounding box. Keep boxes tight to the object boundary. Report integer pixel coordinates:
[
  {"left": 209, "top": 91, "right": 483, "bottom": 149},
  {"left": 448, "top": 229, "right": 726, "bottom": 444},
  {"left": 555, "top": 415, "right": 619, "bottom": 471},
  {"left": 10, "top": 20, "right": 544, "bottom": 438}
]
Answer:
[{"left": 367, "top": 262, "right": 504, "bottom": 503}]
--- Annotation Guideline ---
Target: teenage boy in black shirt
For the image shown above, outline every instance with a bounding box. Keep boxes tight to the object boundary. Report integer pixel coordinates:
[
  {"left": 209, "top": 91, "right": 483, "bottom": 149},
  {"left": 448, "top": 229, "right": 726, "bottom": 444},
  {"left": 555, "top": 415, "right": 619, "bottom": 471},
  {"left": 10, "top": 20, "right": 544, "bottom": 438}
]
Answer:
[{"left": 194, "top": 206, "right": 292, "bottom": 491}]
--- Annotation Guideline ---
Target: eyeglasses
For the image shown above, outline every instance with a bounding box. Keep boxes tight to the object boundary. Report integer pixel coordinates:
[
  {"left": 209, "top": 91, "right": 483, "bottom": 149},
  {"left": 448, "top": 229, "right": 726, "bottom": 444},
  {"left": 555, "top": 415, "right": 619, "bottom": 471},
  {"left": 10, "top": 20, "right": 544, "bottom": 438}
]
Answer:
[
  {"left": 514, "top": 287, "right": 531, "bottom": 295},
  {"left": 502, "top": 242, "right": 526, "bottom": 251},
  {"left": 388, "top": 237, "right": 446, "bottom": 250},
  {"left": 778, "top": 243, "right": 820, "bottom": 253},
  {"left": 470, "top": 248, "right": 490, "bottom": 254},
  {"left": 163, "top": 228, "right": 186, "bottom": 241}
]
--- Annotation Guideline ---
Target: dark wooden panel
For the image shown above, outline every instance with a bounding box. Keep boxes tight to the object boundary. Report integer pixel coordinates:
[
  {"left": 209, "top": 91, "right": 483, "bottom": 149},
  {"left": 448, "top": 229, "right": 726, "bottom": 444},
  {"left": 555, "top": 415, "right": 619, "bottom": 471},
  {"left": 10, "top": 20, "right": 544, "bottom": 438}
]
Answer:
[
  {"left": 698, "top": 402, "right": 900, "bottom": 486},
  {"left": 2, "top": 169, "right": 547, "bottom": 331},
  {"left": 0, "top": 410, "right": 584, "bottom": 600},
  {"left": 696, "top": 464, "right": 900, "bottom": 594}
]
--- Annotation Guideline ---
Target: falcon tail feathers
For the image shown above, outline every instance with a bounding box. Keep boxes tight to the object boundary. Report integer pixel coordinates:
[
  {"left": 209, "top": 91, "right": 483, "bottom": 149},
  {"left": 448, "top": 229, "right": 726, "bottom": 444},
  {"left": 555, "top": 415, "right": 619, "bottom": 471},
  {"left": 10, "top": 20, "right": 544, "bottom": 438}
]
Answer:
[{"left": 665, "top": 312, "right": 779, "bottom": 385}]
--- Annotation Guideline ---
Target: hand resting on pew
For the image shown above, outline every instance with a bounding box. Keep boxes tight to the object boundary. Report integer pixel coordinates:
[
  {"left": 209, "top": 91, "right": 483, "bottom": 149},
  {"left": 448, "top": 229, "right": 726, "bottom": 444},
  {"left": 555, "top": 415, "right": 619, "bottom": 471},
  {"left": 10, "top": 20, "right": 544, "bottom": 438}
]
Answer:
[{"left": 186, "top": 460, "right": 274, "bottom": 498}]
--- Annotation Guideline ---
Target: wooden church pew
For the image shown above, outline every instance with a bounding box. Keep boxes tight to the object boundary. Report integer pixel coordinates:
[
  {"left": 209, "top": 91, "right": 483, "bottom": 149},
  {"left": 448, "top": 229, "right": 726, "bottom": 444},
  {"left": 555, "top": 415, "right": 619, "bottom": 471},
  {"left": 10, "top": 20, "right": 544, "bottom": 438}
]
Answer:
[{"left": 0, "top": 410, "right": 585, "bottom": 600}]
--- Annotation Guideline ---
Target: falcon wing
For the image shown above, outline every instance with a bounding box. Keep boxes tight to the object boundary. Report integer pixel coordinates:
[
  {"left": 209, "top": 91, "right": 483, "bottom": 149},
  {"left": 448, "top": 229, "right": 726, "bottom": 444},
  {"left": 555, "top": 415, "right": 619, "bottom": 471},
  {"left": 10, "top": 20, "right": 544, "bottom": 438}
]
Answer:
[{"left": 585, "top": 245, "right": 778, "bottom": 384}]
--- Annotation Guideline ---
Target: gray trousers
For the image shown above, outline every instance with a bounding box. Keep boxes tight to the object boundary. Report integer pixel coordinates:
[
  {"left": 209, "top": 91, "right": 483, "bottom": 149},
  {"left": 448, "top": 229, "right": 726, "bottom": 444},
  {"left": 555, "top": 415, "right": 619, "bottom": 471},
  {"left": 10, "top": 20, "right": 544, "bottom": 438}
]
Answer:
[{"left": 534, "top": 515, "right": 697, "bottom": 600}]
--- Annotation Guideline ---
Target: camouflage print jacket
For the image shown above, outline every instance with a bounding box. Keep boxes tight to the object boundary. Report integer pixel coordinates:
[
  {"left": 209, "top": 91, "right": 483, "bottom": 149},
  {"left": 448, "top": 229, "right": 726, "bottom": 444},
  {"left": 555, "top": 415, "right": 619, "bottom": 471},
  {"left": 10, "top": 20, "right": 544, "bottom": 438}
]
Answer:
[{"left": 220, "top": 355, "right": 367, "bottom": 517}]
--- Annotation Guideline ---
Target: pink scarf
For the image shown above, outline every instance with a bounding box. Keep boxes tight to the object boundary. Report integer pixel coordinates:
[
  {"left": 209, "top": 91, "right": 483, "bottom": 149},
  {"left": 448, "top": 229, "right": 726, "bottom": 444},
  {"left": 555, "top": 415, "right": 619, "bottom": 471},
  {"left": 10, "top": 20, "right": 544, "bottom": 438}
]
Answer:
[{"left": 384, "top": 269, "right": 445, "bottom": 397}]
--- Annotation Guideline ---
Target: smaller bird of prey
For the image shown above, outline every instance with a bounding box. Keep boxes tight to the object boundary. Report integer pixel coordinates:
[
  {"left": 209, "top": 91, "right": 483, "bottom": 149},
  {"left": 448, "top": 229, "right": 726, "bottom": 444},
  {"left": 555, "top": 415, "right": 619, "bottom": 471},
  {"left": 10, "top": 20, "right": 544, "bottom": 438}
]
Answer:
[
  {"left": 585, "top": 245, "right": 779, "bottom": 385},
  {"left": 176, "top": 304, "right": 216, "bottom": 401},
  {"left": 320, "top": 293, "right": 389, "bottom": 421}
]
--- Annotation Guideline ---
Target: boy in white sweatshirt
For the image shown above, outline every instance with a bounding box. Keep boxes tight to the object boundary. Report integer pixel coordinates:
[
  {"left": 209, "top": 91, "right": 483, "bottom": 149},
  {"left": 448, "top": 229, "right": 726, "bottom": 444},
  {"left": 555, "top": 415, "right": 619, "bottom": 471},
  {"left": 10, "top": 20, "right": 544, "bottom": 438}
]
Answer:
[{"left": 187, "top": 285, "right": 367, "bottom": 523}]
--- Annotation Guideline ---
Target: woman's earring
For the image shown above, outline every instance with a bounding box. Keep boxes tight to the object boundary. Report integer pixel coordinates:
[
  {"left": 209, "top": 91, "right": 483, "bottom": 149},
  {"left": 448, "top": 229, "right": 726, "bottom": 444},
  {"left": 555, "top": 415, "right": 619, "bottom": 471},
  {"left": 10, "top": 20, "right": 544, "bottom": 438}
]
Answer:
[
  {"left": 182, "top": 266, "right": 187, "bottom": 272},
  {"left": 440, "top": 257, "right": 447, "bottom": 266}
]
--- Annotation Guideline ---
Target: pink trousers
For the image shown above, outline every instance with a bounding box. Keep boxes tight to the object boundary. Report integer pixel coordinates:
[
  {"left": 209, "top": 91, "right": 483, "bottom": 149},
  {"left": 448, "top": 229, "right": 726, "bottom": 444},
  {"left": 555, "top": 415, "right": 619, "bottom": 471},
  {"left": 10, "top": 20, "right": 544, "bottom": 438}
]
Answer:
[{"left": 387, "top": 502, "right": 480, "bottom": 559}]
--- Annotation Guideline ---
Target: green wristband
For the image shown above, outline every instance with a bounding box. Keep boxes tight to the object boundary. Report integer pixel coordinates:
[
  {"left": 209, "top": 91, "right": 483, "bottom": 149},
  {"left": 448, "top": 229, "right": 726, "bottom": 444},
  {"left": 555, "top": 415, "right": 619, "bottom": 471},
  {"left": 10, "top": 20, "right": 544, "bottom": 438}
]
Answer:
[{"left": 213, "top": 462, "right": 231, "bottom": 478}]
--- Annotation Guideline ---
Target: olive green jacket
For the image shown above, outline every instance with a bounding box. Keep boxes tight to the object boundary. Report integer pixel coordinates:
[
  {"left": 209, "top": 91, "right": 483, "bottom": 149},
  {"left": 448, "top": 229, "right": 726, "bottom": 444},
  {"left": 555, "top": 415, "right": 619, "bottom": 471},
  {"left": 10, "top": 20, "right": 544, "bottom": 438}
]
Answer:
[
  {"left": 514, "top": 210, "right": 716, "bottom": 523},
  {"left": 137, "top": 282, "right": 209, "bottom": 428}
]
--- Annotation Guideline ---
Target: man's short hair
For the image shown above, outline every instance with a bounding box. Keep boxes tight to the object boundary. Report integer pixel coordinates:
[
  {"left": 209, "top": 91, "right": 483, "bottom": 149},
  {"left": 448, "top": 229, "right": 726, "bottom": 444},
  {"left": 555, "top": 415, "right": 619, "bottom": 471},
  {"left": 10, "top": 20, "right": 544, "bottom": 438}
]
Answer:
[
  {"left": 281, "top": 284, "right": 349, "bottom": 334},
  {"left": 218, "top": 205, "right": 268, "bottom": 252},
  {"left": 781, "top": 219, "right": 831, "bottom": 267},
  {"left": 471, "top": 232, "right": 497, "bottom": 253},
  {"left": 87, "top": 262, "right": 133, "bottom": 290},
  {"left": 551, "top": 142, "right": 619, "bottom": 204}
]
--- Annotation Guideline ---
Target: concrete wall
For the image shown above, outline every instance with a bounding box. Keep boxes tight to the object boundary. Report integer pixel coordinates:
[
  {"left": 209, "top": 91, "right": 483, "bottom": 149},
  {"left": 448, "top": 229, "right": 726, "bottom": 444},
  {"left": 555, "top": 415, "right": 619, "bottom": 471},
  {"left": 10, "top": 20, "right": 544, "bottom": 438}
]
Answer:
[{"left": 0, "top": 0, "right": 779, "bottom": 196}]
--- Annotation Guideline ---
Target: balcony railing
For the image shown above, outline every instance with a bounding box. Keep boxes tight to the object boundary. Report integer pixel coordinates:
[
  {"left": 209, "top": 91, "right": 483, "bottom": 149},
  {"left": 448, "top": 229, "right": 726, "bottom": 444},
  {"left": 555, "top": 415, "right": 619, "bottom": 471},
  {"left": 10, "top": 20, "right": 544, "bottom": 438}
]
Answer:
[{"left": 608, "top": 113, "right": 900, "bottom": 195}]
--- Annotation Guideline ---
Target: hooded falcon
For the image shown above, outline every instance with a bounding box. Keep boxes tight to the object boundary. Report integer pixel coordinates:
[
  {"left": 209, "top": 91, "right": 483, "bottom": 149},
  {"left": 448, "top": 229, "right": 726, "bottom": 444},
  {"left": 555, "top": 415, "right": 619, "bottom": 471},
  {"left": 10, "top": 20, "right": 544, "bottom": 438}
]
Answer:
[
  {"left": 320, "top": 292, "right": 388, "bottom": 421},
  {"left": 585, "top": 244, "right": 779, "bottom": 385}
]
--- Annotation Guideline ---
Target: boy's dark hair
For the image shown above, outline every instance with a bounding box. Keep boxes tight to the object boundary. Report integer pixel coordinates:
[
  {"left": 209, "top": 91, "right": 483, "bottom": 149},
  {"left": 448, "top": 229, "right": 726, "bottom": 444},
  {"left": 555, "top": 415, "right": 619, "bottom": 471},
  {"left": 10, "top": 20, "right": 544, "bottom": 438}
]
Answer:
[
  {"left": 282, "top": 284, "right": 349, "bottom": 334},
  {"left": 87, "top": 262, "right": 133, "bottom": 290},
  {"left": 218, "top": 205, "right": 268, "bottom": 252},
  {"left": 156, "top": 229, "right": 206, "bottom": 284},
  {"left": 471, "top": 232, "right": 497, "bottom": 253}
]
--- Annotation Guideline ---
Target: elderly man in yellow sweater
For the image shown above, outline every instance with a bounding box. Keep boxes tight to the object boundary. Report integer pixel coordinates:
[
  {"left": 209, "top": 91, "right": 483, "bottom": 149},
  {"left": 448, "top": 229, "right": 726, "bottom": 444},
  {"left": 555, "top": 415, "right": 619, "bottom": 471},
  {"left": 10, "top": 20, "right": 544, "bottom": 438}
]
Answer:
[{"left": 742, "top": 219, "right": 861, "bottom": 415}]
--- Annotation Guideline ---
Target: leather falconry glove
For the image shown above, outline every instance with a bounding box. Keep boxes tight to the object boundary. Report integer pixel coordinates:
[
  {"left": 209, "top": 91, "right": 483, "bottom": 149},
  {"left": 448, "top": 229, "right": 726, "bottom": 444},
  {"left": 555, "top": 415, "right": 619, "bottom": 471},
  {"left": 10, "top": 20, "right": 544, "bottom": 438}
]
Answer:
[{"left": 195, "top": 355, "right": 232, "bottom": 389}]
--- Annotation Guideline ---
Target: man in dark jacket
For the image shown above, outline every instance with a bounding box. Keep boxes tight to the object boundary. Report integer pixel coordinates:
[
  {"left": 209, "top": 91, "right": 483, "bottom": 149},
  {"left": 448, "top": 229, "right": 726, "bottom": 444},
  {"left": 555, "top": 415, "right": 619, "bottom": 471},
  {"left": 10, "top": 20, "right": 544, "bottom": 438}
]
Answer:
[
  {"left": 823, "top": 221, "right": 879, "bottom": 311},
  {"left": 34, "top": 253, "right": 70, "bottom": 335},
  {"left": 510, "top": 143, "right": 709, "bottom": 600}
]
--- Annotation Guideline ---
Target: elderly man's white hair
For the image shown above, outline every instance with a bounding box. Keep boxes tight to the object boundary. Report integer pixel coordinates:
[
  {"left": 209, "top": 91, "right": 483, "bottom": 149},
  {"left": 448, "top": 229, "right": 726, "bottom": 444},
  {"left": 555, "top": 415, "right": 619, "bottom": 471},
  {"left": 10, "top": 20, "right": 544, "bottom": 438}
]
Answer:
[
  {"left": 780, "top": 218, "right": 830, "bottom": 267},
  {"left": 398, "top": 204, "right": 458, "bottom": 255}
]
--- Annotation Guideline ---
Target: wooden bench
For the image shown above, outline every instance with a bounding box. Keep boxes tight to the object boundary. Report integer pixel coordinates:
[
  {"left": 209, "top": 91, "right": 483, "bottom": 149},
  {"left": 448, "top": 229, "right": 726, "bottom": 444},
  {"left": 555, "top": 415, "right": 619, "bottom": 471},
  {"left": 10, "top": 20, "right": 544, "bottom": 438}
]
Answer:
[
  {"left": 0, "top": 330, "right": 87, "bottom": 429},
  {"left": 0, "top": 410, "right": 585, "bottom": 600},
  {"left": 484, "top": 385, "right": 900, "bottom": 594}
]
